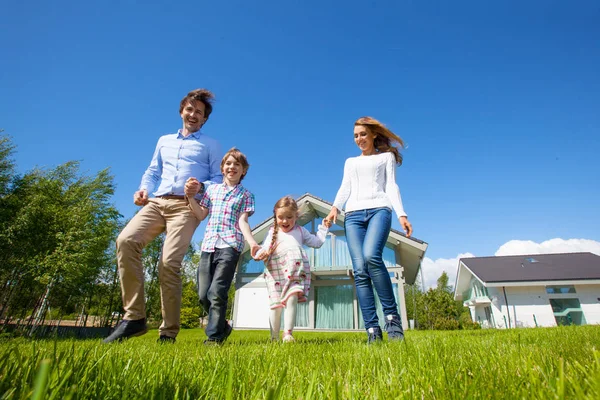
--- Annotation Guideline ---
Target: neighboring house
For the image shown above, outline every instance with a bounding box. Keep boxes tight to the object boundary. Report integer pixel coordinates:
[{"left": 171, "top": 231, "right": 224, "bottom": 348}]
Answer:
[
  {"left": 232, "top": 193, "right": 428, "bottom": 331},
  {"left": 454, "top": 252, "right": 600, "bottom": 328}
]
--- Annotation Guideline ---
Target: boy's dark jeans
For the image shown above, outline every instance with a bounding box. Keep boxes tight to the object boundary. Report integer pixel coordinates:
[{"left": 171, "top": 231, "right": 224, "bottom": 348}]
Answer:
[{"left": 197, "top": 248, "right": 240, "bottom": 340}]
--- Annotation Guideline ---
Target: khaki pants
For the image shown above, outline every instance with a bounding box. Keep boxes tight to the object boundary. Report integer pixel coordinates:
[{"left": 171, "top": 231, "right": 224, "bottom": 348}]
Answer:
[{"left": 116, "top": 198, "right": 200, "bottom": 338}]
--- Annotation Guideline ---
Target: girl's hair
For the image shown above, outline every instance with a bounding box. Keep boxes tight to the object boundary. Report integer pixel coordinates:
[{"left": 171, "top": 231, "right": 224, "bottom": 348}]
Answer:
[
  {"left": 267, "top": 196, "right": 299, "bottom": 256},
  {"left": 221, "top": 147, "right": 250, "bottom": 181},
  {"left": 355, "top": 116, "right": 405, "bottom": 165}
]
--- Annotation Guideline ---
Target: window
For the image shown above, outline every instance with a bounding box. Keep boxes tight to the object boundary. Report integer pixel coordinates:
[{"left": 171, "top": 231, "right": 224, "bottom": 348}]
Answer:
[
  {"left": 238, "top": 252, "right": 264, "bottom": 274},
  {"left": 546, "top": 285, "right": 576, "bottom": 294},
  {"left": 550, "top": 298, "right": 586, "bottom": 326}
]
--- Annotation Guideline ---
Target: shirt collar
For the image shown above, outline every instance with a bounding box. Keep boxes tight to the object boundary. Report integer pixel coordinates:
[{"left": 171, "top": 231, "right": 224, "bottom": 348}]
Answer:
[
  {"left": 221, "top": 182, "right": 242, "bottom": 192},
  {"left": 177, "top": 129, "right": 202, "bottom": 139}
]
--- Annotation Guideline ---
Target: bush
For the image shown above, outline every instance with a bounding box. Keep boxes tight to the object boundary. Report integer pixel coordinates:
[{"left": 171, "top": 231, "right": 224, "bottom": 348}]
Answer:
[
  {"left": 180, "top": 307, "right": 201, "bottom": 329},
  {"left": 458, "top": 313, "right": 481, "bottom": 330},
  {"left": 433, "top": 317, "right": 460, "bottom": 330}
]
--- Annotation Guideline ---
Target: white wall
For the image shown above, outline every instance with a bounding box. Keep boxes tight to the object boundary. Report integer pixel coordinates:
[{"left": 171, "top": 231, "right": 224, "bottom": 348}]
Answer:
[
  {"left": 482, "top": 284, "right": 600, "bottom": 328},
  {"left": 576, "top": 284, "right": 600, "bottom": 324},
  {"left": 234, "top": 287, "right": 271, "bottom": 329}
]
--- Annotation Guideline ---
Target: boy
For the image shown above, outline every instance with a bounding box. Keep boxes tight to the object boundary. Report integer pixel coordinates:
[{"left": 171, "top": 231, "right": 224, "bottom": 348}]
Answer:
[{"left": 185, "top": 148, "right": 261, "bottom": 344}]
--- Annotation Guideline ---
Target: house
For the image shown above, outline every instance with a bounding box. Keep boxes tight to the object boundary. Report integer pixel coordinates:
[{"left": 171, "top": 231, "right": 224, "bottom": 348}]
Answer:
[
  {"left": 232, "top": 193, "right": 428, "bottom": 331},
  {"left": 454, "top": 252, "right": 600, "bottom": 328}
]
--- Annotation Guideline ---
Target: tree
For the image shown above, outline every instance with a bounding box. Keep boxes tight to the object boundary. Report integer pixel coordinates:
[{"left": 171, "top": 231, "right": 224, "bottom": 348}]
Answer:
[
  {"left": 0, "top": 147, "right": 121, "bottom": 326},
  {"left": 404, "top": 270, "right": 478, "bottom": 330}
]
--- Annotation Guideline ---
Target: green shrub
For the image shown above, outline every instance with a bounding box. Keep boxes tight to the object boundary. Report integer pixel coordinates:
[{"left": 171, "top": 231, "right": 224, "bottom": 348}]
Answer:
[
  {"left": 180, "top": 307, "right": 201, "bottom": 329},
  {"left": 433, "top": 317, "right": 460, "bottom": 330}
]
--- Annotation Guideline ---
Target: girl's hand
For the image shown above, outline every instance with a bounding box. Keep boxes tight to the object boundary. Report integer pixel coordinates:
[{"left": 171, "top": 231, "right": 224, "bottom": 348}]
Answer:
[
  {"left": 250, "top": 244, "right": 262, "bottom": 258},
  {"left": 400, "top": 216, "right": 413, "bottom": 237},
  {"left": 324, "top": 207, "right": 338, "bottom": 227},
  {"left": 253, "top": 248, "right": 268, "bottom": 261}
]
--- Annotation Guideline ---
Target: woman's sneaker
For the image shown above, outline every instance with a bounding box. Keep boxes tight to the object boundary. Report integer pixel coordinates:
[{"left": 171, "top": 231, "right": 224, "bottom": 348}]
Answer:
[
  {"left": 367, "top": 326, "right": 383, "bottom": 344},
  {"left": 384, "top": 315, "right": 404, "bottom": 341}
]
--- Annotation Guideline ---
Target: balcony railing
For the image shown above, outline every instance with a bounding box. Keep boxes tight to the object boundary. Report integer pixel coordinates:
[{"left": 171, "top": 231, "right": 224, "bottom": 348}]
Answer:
[{"left": 312, "top": 264, "right": 353, "bottom": 272}]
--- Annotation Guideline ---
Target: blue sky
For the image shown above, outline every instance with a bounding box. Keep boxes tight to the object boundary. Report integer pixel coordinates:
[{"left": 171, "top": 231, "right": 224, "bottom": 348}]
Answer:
[{"left": 2, "top": 1, "right": 599, "bottom": 285}]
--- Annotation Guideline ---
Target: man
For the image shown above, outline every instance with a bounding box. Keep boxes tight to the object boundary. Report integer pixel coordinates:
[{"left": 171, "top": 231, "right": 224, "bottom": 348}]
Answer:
[{"left": 103, "top": 89, "right": 223, "bottom": 343}]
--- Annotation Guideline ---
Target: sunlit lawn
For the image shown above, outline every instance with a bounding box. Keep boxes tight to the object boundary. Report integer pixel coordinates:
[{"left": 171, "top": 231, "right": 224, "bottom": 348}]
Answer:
[{"left": 1, "top": 325, "right": 599, "bottom": 399}]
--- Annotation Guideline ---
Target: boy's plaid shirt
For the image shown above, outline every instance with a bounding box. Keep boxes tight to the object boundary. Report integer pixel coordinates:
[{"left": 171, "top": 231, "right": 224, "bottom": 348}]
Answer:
[{"left": 199, "top": 183, "right": 255, "bottom": 253}]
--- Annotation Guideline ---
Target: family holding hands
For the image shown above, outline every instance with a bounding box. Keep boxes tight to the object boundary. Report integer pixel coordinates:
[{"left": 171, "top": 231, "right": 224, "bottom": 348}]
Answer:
[{"left": 104, "top": 88, "right": 413, "bottom": 346}]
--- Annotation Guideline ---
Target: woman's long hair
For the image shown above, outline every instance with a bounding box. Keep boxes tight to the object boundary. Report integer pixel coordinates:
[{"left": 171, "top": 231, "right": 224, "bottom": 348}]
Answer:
[{"left": 355, "top": 116, "right": 405, "bottom": 165}]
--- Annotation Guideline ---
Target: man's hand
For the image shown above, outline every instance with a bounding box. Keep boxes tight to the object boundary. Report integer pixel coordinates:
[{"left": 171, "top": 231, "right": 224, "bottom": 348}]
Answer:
[
  {"left": 185, "top": 177, "right": 201, "bottom": 197},
  {"left": 400, "top": 216, "right": 413, "bottom": 237},
  {"left": 133, "top": 189, "right": 148, "bottom": 206}
]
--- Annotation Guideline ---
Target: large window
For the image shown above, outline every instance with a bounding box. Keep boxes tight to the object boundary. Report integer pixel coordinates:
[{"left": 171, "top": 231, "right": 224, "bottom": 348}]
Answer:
[
  {"left": 550, "top": 298, "right": 586, "bottom": 326},
  {"left": 315, "top": 285, "right": 354, "bottom": 329}
]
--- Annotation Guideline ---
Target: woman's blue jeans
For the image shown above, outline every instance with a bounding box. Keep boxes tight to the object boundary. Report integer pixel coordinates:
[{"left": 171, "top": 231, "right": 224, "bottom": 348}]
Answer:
[{"left": 344, "top": 207, "right": 400, "bottom": 329}]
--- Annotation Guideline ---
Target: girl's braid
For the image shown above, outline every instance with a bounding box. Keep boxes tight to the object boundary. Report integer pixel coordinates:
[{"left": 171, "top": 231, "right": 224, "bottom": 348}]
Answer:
[{"left": 268, "top": 219, "right": 279, "bottom": 257}]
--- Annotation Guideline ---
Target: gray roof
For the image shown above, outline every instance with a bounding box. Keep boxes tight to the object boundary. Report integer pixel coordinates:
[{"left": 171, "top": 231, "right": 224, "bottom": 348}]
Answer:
[{"left": 460, "top": 252, "right": 600, "bottom": 283}]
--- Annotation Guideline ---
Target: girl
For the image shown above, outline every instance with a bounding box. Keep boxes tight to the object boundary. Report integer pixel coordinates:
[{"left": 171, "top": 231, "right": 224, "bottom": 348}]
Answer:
[
  {"left": 255, "top": 196, "right": 330, "bottom": 342},
  {"left": 325, "top": 116, "right": 413, "bottom": 344}
]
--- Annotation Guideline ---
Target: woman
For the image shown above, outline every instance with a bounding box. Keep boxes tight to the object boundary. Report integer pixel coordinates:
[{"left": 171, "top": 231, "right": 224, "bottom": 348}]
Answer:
[{"left": 325, "top": 116, "right": 413, "bottom": 343}]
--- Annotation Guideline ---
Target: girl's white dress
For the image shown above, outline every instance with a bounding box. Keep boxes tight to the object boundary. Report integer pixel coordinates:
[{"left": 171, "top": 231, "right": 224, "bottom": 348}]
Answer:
[{"left": 260, "top": 224, "right": 328, "bottom": 309}]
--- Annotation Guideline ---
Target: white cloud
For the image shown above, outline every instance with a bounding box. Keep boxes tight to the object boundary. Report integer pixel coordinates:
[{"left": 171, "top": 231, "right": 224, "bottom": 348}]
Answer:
[
  {"left": 495, "top": 238, "right": 600, "bottom": 257},
  {"left": 420, "top": 238, "right": 600, "bottom": 290},
  {"left": 421, "top": 253, "right": 475, "bottom": 290}
]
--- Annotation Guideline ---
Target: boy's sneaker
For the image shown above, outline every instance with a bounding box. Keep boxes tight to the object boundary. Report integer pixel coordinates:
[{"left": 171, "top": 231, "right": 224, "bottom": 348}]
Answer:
[
  {"left": 204, "top": 323, "right": 233, "bottom": 346},
  {"left": 384, "top": 314, "right": 404, "bottom": 341},
  {"left": 367, "top": 326, "right": 383, "bottom": 344}
]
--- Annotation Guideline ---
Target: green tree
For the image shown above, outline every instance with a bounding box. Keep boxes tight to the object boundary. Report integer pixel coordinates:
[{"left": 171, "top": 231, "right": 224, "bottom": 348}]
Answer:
[
  {"left": 405, "top": 271, "right": 476, "bottom": 330},
  {"left": 0, "top": 152, "right": 121, "bottom": 325}
]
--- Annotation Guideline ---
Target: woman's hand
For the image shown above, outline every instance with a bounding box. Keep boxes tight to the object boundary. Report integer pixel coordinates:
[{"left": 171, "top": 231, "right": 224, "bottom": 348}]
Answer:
[
  {"left": 324, "top": 207, "right": 338, "bottom": 227},
  {"left": 400, "top": 216, "right": 413, "bottom": 237}
]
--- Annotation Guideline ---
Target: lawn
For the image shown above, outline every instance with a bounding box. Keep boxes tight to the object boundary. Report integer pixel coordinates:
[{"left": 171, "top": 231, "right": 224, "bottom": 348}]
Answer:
[{"left": 1, "top": 326, "right": 599, "bottom": 399}]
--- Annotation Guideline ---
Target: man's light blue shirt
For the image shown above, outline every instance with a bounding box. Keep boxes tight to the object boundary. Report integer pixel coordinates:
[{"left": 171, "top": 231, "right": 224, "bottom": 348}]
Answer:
[{"left": 140, "top": 129, "right": 223, "bottom": 197}]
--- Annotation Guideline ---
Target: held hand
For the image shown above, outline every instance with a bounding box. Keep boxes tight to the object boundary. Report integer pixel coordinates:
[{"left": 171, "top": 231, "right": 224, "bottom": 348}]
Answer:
[
  {"left": 250, "top": 244, "right": 262, "bottom": 258},
  {"left": 254, "top": 249, "right": 269, "bottom": 261},
  {"left": 400, "top": 216, "right": 413, "bottom": 237},
  {"left": 185, "top": 177, "right": 201, "bottom": 197},
  {"left": 324, "top": 207, "right": 338, "bottom": 227},
  {"left": 133, "top": 189, "right": 148, "bottom": 206}
]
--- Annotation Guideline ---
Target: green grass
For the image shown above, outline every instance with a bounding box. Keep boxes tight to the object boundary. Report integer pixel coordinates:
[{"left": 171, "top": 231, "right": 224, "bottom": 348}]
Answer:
[{"left": 1, "top": 326, "right": 599, "bottom": 399}]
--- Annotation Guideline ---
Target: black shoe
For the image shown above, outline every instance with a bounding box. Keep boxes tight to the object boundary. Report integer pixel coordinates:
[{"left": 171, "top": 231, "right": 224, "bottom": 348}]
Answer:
[
  {"left": 367, "top": 326, "right": 383, "bottom": 344},
  {"left": 102, "top": 318, "right": 147, "bottom": 343},
  {"left": 158, "top": 335, "right": 176, "bottom": 344},
  {"left": 384, "top": 315, "right": 405, "bottom": 341},
  {"left": 203, "top": 323, "right": 233, "bottom": 346},
  {"left": 221, "top": 323, "right": 233, "bottom": 342}
]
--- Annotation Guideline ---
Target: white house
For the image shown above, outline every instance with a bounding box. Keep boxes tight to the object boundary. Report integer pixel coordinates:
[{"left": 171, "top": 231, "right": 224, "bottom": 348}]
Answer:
[
  {"left": 454, "top": 252, "right": 600, "bottom": 328},
  {"left": 232, "top": 193, "right": 428, "bottom": 331}
]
